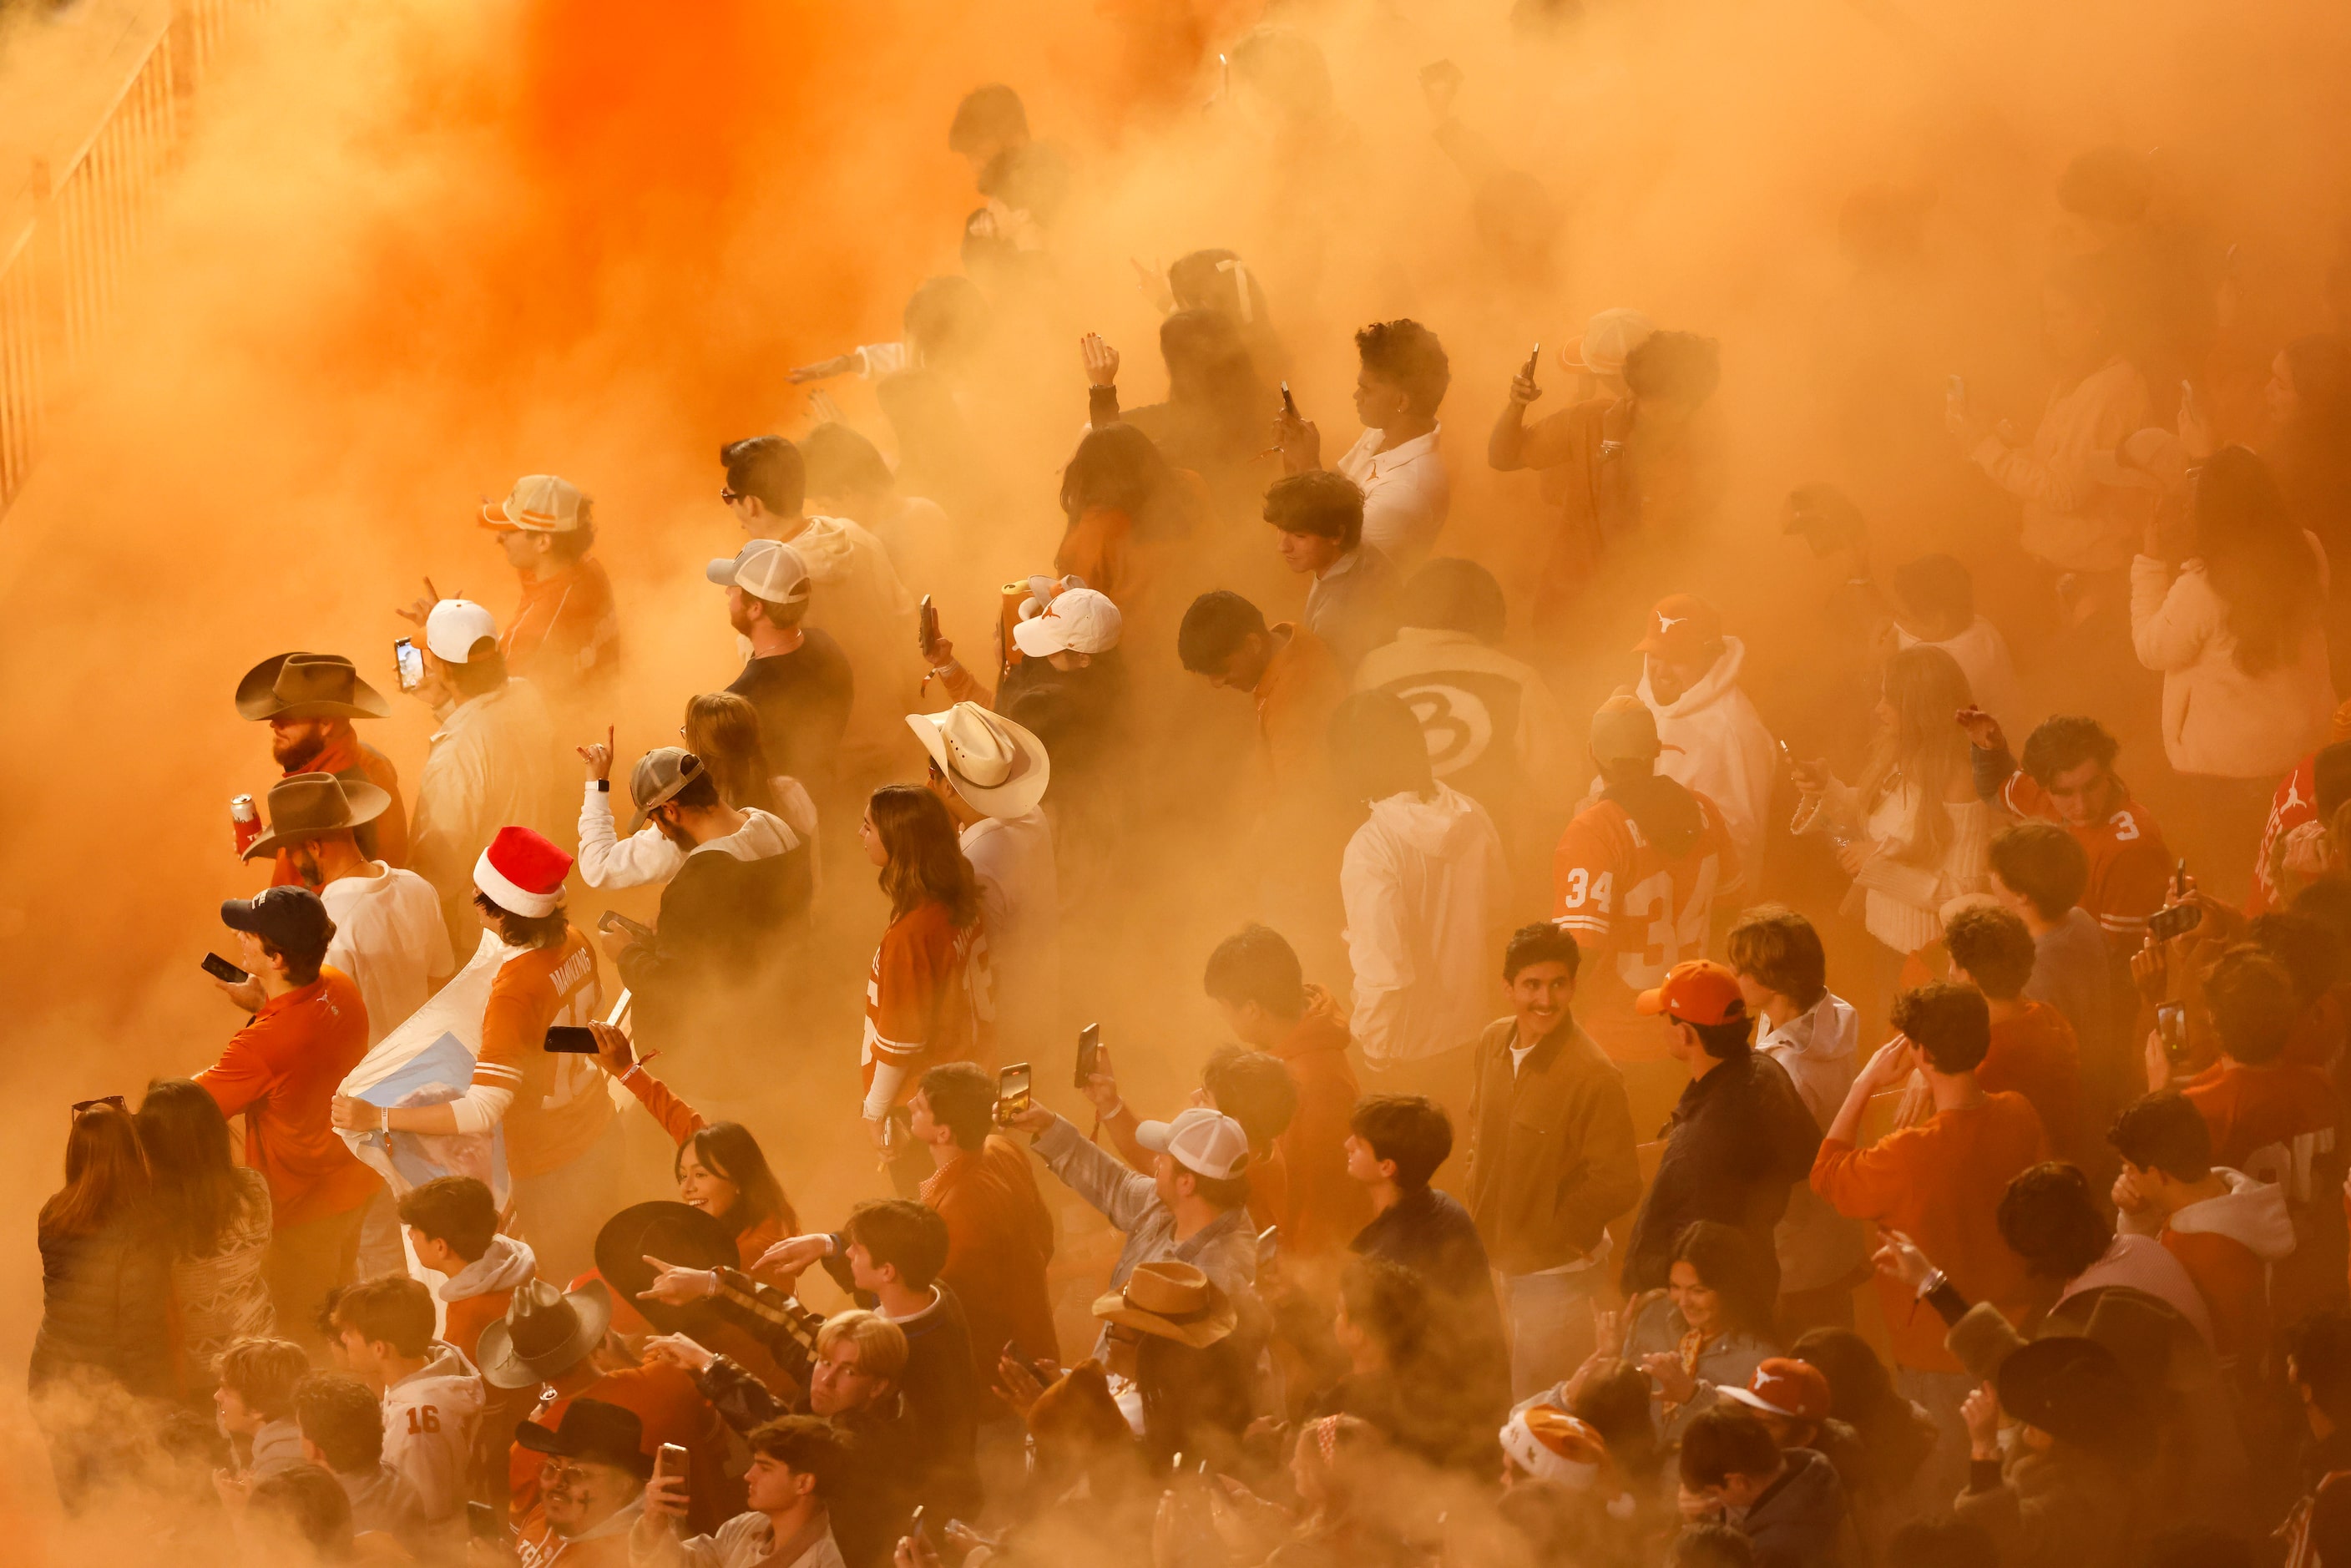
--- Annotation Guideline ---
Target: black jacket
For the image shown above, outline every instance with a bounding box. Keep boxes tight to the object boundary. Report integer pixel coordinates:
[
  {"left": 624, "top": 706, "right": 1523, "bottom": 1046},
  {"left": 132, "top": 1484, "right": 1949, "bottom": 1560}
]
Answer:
[
  {"left": 1349, "top": 1186, "right": 1510, "bottom": 1444},
  {"left": 1621, "top": 1048, "right": 1821, "bottom": 1293},
  {"left": 618, "top": 811, "right": 811, "bottom": 1044},
  {"left": 30, "top": 1212, "right": 173, "bottom": 1398},
  {"left": 1737, "top": 1447, "right": 1849, "bottom": 1568}
]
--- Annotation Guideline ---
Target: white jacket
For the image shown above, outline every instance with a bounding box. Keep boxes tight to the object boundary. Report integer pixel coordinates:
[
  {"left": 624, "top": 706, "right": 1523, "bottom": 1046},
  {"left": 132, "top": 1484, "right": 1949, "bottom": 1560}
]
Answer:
[
  {"left": 1638, "top": 637, "right": 1777, "bottom": 878},
  {"left": 382, "top": 1341, "right": 486, "bottom": 1526},
  {"left": 1342, "top": 784, "right": 1509, "bottom": 1070},
  {"left": 1756, "top": 994, "right": 1869, "bottom": 1292},
  {"left": 2159, "top": 1167, "right": 2298, "bottom": 1263},
  {"left": 408, "top": 679, "right": 559, "bottom": 942},
  {"left": 2131, "top": 547, "right": 2335, "bottom": 780},
  {"left": 786, "top": 514, "right": 924, "bottom": 774},
  {"left": 578, "top": 777, "right": 820, "bottom": 891}
]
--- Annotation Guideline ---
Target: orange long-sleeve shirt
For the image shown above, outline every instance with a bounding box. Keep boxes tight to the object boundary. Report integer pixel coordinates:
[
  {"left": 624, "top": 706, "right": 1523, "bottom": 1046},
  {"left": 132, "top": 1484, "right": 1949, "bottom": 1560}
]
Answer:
[{"left": 1812, "top": 1091, "right": 2049, "bottom": 1372}]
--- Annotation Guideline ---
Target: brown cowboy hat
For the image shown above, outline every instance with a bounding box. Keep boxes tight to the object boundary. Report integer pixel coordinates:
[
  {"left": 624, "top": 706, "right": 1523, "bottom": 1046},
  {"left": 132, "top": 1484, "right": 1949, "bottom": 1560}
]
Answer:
[
  {"left": 1091, "top": 1260, "right": 1236, "bottom": 1349},
  {"left": 240, "top": 772, "right": 392, "bottom": 862},
  {"left": 475, "top": 1277, "right": 612, "bottom": 1390},
  {"left": 235, "top": 652, "right": 391, "bottom": 721}
]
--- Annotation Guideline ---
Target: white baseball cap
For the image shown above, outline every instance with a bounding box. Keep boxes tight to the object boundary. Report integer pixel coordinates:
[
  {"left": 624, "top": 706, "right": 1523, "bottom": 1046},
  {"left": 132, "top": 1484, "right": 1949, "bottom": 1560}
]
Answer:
[
  {"left": 479, "top": 474, "right": 586, "bottom": 533},
  {"left": 1135, "top": 1106, "right": 1251, "bottom": 1181},
  {"left": 705, "top": 539, "right": 811, "bottom": 604},
  {"left": 1560, "top": 307, "right": 1656, "bottom": 377},
  {"left": 1014, "top": 585, "right": 1123, "bottom": 658},
  {"left": 424, "top": 599, "right": 500, "bottom": 662}
]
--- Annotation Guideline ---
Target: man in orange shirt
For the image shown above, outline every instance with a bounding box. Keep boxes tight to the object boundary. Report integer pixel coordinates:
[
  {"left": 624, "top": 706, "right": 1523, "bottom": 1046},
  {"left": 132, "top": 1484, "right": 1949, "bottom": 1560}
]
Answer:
[
  {"left": 902, "top": 1063, "right": 1058, "bottom": 1369},
  {"left": 478, "top": 474, "right": 621, "bottom": 724},
  {"left": 1812, "top": 980, "right": 2048, "bottom": 1503},
  {"left": 2153, "top": 944, "right": 2340, "bottom": 1171},
  {"left": 1944, "top": 904, "right": 2090, "bottom": 1168},
  {"left": 1177, "top": 589, "right": 1347, "bottom": 794},
  {"left": 236, "top": 651, "right": 408, "bottom": 880},
  {"left": 198, "top": 885, "right": 380, "bottom": 1349},
  {"left": 1203, "top": 923, "right": 1373, "bottom": 1258},
  {"left": 334, "top": 826, "right": 614, "bottom": 1281},
  {"left": 2109, "top": 1091, "right": 2295, "bottom": 1390}
]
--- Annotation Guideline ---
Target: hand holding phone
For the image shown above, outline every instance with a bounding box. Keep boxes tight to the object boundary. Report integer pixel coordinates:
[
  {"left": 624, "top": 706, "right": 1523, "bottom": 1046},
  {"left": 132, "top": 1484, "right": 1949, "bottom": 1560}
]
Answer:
[
  {"left": 2156, "top": 1002, "right": 2190, "bottom": 1067},
  {"left": 995, "top": 1063, "right": 1033, "bottom": 1124},
  {"left": 598, "top": 909, "right": 655, "bottom": 944},
  {"left": 2148, "top": 901, "right": 2202, "bottom": 944},
  {"left": 200, "top": 952, "right": 250, "bottom": 984},
  {"left": 918, "top": 595, "right": 941, "bottom": 662},
  {"left": 1279, "top": 381, "right": 1297, "bottom": 417},
  {"left": 1074, "top": 1023, "right": 1102, "bottom": 1090},
  {"left": 544, "top": 1025, "right": 599, "bottom": 1054},
  {"left": 393, "top": 636, "right": 426, "bottom": 693}
]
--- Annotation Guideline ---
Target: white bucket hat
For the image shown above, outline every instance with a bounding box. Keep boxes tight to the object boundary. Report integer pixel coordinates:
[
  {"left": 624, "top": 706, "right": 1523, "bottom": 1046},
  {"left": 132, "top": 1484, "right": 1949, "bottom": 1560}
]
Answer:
[{"left": 905, "top": 701, "right": 1050, "bottom": 818}]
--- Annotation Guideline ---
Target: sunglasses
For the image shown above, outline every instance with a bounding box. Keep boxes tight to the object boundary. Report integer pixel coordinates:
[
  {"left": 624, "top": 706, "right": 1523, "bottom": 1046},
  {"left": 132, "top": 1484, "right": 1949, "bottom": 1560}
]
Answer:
[
  {"left": 719, "top": 487, "right": 745, "bottom": 506},
  {"left": 72, "top": 1095, "right": 128, "bottom": 1116}
]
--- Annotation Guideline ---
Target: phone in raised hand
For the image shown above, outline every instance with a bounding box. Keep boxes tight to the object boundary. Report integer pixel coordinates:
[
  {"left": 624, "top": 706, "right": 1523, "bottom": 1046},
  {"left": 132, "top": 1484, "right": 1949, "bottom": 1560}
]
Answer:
[
  {"left": 995, "top": 1063, "right": 1033, "bottom": 1123},
  {"left": 1524, "top": 342, "right": 1541, "bottom": 381},
  {"left": 1280, "top": 381, "right": 1297, "bottom": 417},
  {"left": 918, "top": 595, "right": 941, "bottom": 661},
  {"left": 1075, "top": 1023, "right": 1101, "bottom": 1090},
  {"left": 393, "top": 636, "right": 426, "bottom": 693}
]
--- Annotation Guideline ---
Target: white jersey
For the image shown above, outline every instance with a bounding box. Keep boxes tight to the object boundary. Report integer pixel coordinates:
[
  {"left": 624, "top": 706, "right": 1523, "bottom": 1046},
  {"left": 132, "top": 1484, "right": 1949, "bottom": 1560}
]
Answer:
[{"left": 382, "top": 1341, "right": 486, "bottom": 1525}]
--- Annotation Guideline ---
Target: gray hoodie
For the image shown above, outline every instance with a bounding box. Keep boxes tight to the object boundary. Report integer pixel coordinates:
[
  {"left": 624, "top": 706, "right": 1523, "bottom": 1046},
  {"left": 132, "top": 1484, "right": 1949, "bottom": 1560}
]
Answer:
[
  {"left": 440, "top": 1233, "right": 537, "bottom": 1305},
  {"left": 1757, "top": 994, "right": 1869, "bottom": 1293}
]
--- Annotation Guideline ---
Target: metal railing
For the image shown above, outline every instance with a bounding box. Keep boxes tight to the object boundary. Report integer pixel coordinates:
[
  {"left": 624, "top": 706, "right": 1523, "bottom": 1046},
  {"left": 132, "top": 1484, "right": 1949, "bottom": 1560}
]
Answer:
[{"left": 0, "top": 0, "right": 255, "bottom": 516}]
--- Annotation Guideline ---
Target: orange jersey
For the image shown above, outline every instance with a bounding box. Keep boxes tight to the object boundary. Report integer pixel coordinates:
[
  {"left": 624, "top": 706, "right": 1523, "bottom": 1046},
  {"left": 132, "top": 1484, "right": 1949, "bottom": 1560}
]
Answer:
[
  {"left": 473, "top": 928, "right": 611, "bottom": 1179},
  {"left": 860, "top": 899, "right": 984, "bottom": 1101},
  {"left": 1997, "top": 771, "right": 2172, "bottom": 949},
  {"left": 1551, "top": 791, "right": 1741, "bottom": 990}
]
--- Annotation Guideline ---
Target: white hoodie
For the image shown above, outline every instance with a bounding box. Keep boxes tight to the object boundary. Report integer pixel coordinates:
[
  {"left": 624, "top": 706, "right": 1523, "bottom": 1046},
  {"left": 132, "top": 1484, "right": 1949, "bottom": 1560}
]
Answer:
[
  {"left": 1756, "top": 993, "right": 1869, "bottom": 1292},
  {"left": 1342, "top": 783, "right": 1509, "bottom": 1070},
  {"left": 1638, "top": 637, "right": 1777, "bottom": 880},
  {"left": 2161, "top": 1167, "right": 2298, "bottom": 1262},
  {"left": 438, "top": 1234, "right": 537, "bottom": 1306},
  {"left": 382, "top": 1340, "right": 488, "bottom": 1528},
  {"left": 787, "top": 514, "right": 927, "bottom": 774}
]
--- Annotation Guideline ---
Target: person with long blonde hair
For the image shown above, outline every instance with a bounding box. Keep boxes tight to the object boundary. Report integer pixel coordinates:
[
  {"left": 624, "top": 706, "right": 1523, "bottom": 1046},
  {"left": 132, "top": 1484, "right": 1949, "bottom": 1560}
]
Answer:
[
  {"left": 854, "top": 784, "right": 985, "bottom": 1146},
  {"left": 1795, "top": 645, "right": 1988, "bottom": 984}
]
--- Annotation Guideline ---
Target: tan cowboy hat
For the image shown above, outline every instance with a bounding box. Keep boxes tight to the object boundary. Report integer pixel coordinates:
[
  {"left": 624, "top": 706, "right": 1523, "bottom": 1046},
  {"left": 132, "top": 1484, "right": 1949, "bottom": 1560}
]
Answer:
[
  {"left": 1091, "top": 1260, "right": 1236, "bottom": 1349},
  {"left": 235, "top": 652, "right": 392, "bottom": 721},
  {"left": 475, "top": 1277, "right": 614, "bottom": 1390},
  {"left": 240, "top": 772, "right": 392, "bottom": 862},
  {"left": 906, "top": 702, "right": 1050, "bottom": 818}
]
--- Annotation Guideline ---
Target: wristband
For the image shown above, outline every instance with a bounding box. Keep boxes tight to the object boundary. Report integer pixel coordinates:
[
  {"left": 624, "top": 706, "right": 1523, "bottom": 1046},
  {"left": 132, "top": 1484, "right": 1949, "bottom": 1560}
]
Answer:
[
  {"left": 1917, "top": 1267, "right": 1947, "bottom": 1300},
  {"left": 594, "top": 779, "right": 609, "bottom": 792}
]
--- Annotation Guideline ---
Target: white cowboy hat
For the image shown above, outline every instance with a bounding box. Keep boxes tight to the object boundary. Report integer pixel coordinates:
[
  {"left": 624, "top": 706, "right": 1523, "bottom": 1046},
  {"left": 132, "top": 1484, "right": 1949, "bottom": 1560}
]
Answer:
[{"left": 905, "top": 701, "right": 1050, "bottom": 818}]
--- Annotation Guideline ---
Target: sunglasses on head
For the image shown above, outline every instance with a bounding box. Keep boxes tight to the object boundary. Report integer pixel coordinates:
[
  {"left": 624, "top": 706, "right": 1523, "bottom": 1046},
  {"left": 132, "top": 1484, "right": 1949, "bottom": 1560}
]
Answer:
[
  {"left": 72, "top": 1095, "right": 128, "bottom": 1116},
  {"left": 719, "top": 487, "right": 745, "bottom": 506}
]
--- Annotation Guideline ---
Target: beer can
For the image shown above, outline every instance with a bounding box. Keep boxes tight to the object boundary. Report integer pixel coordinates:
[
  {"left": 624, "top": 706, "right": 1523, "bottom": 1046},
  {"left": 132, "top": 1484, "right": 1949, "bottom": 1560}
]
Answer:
[{"left": 231, "top": 794, "right": 263, "bottom": 856}]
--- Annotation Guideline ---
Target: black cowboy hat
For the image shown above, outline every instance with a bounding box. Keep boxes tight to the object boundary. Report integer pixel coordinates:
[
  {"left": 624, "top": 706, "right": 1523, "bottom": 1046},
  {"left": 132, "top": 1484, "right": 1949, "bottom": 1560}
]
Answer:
[
  {"left": 594, "top": 1200, "right": 739, "bottom": 1336},
  {"left": 514, "top": 1398, "right": 651, "bottom": 1478},
  {"left": 1996, "top": 1334, "right": 2151, "bottom": 1461},
  {"left": 235, "top": 651, "right": 391, "bottom": 721}
]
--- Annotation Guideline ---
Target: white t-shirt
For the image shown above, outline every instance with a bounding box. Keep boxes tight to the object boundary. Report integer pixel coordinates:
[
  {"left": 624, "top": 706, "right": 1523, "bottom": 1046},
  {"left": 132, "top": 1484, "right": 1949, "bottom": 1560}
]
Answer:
[
  {"left": 960, "top": 811, "right": 1059, "bottom": 1034},
  {"left": 1333, "top": 425, "right": 1450, "bottom": 566},
  {"left": 321, "top": 864, "right": 456, "bottom": 1044}
]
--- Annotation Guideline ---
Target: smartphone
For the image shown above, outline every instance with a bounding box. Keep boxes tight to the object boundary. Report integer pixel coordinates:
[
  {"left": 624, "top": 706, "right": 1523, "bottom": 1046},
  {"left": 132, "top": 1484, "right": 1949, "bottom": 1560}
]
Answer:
[
  {"left": 656, "top": 1443, "right": 689, "bottom": 1485},
  {"left": 598, "top": 909, "right": 655, "bottom": 943},
  {"left": 996, "top": 1062, "right": 1033, "bottom": 1122},
  {"left": 544, "top": 1025, "right": 599, "bottom": 1054},
  {"left": 2156, "top": 1002, "right": 2191, "bottom": 1066},
  {"left": 200, "top": 952, "right": 250, "bottom": 984},
  {"left": 466, "top": 1500, "right": 501, "bottom": 1541},
  {"left": 393, "top": 636, "right": 425, "bottom": 692},
  {"left": 1279, "top": 380, "right": 1297, "bottom": 417},
  {"left": 918, "top": 594, "right": 940, "bottom": 661},
  {"left": 1075, "top": 1022, "right": 1102, "bottom": 1090},
  {"left": 1523, "top": 341, "right": 1541, "bottom": 381},
  {"left": 910, "top": 1506, "right": 930, "bottom": 1545},
  {"left": 1256, "top": 1224, "right": 1280, "bottom": 1263},
  {"left": 2172, "top": 857, "right": 2189, "bottom": 898},
  {"left": 2149, "top": 902, "right": 2203, "bottom": 943}
]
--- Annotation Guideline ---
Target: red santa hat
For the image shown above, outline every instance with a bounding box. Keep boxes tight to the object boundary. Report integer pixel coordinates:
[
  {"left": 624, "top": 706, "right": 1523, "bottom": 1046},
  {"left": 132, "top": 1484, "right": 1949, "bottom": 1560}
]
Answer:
[{"left": 473, "top": 826, "right": 572, "bottom": 918}]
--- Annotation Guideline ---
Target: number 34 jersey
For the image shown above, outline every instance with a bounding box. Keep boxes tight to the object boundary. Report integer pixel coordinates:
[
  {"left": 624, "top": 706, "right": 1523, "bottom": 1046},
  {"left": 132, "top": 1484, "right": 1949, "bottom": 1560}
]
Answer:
[{"left": 1552, "top": 786, "right": 1743, "bottom": 989}]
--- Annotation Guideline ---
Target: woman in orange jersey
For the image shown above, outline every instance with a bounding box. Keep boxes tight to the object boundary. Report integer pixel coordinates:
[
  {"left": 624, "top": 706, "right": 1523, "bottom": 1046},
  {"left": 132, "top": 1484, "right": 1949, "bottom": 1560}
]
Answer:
[{"left": 853, "top": 786, "right": 987, "bottom": 1156}]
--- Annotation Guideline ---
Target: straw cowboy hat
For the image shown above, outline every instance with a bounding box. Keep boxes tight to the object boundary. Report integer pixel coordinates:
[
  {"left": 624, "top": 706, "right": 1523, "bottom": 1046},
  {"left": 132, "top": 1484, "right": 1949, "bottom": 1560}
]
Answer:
[
  {"left": 1090, "top": 1260, "right": 1236, "bottom": 1349},
  {"left": 239, "top": 772, "right": 392, "bottom": 862},
  {"left": 235, "top": 651, "right": 391, "bottom": 721},
  {"left": 475, "top": 1278, "right": 613, "bottom": 1390},
  {"left": 906, "top": 701, "right": 1050, "bottom": 818}
]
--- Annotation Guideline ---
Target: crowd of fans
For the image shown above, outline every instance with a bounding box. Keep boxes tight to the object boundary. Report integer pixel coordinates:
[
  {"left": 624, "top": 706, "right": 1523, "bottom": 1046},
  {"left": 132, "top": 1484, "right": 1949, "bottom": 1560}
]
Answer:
[{"left": 26, "top": 38, "right": 2351, "bottom": 1568}]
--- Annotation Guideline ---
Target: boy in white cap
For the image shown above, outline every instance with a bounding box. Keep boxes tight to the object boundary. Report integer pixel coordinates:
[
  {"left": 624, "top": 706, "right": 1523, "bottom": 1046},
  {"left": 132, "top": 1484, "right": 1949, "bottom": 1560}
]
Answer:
[
  {"left": 403, "top": 598, "right": 559, "bottom": 948},
  {"left": 710, "top": 539, "right": 855, "bottom": 792},
  {"left": 1003, "top": 1099, "right": 1260, "bottom": 1359},
  {"left": 476, "top": 474, "right": 621, "bottom": 720},
  {"left": 909, "top": 702, "right": 1059, "bottom": 1050}
]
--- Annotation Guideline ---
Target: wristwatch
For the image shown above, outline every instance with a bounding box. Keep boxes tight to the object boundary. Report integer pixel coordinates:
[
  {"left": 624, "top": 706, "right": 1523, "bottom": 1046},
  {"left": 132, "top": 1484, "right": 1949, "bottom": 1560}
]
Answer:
[
  {"left": 594, "top": 779, "right": 609, "bottom": 792},
  {"left": 1917, "top": 1267, "right": 1947, "bottom": 1300}
]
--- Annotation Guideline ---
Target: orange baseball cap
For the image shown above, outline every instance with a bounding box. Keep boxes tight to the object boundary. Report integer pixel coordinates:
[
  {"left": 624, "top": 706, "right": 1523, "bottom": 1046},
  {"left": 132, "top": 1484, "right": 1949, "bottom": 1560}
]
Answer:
[
  {"left": 1636, "top": 959, "right": 1747, "bottom": 1025},
  {"left": 1632, "top": 594, "right": 1724, "bottom": 661}
]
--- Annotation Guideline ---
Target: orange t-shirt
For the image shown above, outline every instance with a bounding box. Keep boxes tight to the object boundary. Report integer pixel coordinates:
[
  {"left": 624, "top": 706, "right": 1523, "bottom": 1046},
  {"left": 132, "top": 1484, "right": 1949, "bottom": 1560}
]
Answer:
[
  {"left": 1979, "top": 1001, "right": 2088, "bottom": 1166},
  {"left": 859, "top": 900, "right": 983, "bottom": 1102},
  {"left": 198, "top": 968, "right": 381, "bottom": 1227},
  {"left": 473, "top": 930, "right": 611, "bottom": 1179},
  {"left": 1253, "top": 623, "right": 1347, "bottom": 793},
  {"left": 2182, "top": 1059, "right": 2339, "bottom": 1171},
  {"left": 1813, "top": 1091, "right": 2050, "bottom": 1372}
]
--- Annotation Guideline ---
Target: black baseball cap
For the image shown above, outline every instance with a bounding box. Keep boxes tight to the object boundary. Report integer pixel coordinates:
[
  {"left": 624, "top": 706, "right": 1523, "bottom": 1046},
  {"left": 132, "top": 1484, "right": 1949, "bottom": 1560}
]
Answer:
[{"left": 220, "top": 884, "right": 333, "bottom": 956}]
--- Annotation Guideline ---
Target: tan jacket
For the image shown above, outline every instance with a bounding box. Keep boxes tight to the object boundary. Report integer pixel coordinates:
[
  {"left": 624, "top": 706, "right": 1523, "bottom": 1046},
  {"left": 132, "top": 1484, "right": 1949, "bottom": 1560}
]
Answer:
[{"left": 1463, "top": 1015, "right": 1641, "bottom": 1275}]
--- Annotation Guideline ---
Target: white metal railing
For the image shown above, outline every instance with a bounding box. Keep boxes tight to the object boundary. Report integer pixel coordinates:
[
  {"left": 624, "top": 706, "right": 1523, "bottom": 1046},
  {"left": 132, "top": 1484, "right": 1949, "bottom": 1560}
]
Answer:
[{"left": 0, "top": 0, "right": 256, "bottom": 515}]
